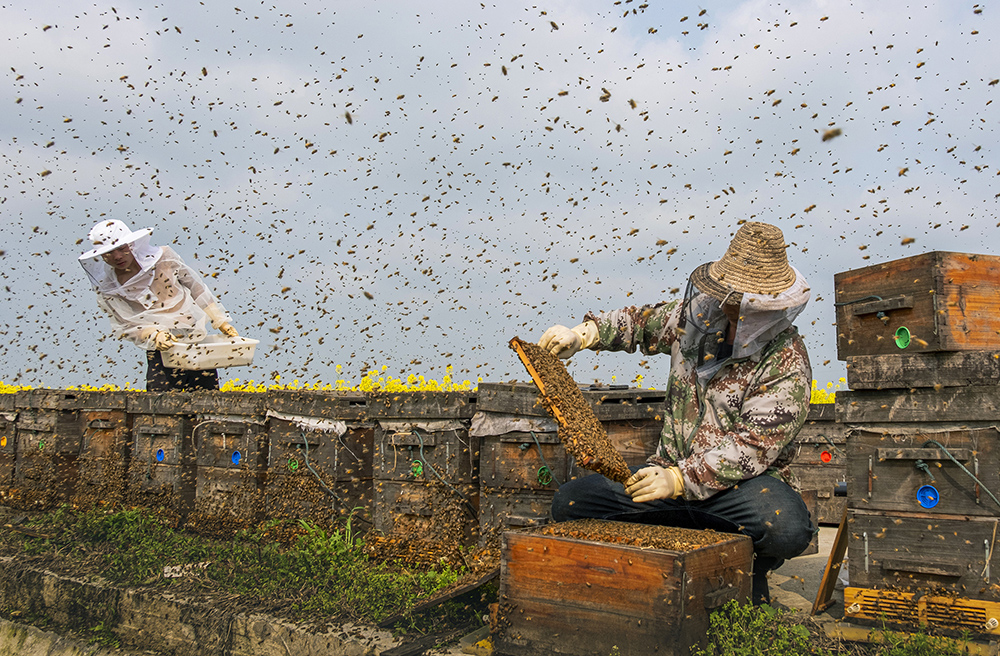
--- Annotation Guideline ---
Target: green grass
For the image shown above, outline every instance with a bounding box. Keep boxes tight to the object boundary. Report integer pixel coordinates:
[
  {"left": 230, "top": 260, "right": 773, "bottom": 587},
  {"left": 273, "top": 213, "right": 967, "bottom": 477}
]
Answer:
[{"left": 6, "top": 505, "right": 469, "bottom": 626}]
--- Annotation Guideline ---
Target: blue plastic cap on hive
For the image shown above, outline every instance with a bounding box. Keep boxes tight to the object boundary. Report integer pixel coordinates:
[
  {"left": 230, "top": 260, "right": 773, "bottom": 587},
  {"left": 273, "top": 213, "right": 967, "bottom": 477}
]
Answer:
[
  {"left": 916, "top": 484, "right": 939, "bottom": 508},
  {"left": 156, "top": 448, "right": 165, "bottom": 462},
  {"left": 231, "top": 450, "right": 241, "bottom": 465}
]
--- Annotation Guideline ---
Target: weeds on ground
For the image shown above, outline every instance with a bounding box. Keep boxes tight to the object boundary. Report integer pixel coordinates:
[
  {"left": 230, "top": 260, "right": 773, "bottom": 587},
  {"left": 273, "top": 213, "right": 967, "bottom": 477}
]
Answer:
[
  {"left": 692, "top": 601, "right": 973, "bottom": 656},
  {"left": 693, "top": 600, "right": 831, "bottom": 656},
  {"left": 5, "top": 505, "right": 468, "bottom": 626},
  {"left": 866, "top": 622, "right": 970, "bottom": 656}
]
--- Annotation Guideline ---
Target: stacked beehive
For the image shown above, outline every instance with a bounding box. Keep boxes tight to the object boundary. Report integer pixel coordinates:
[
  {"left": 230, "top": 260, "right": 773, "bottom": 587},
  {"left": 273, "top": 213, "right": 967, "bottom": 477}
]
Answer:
[
  {"left": 264, "top": 389, "right": 375, "bottom": 534},
  {"left": 185, "top": 393, "right": 267, "bottom": 537},
  {"left": 834, "top": 251, "right": 1000, "bottom": 638},
  {"left": 370, "top": 391, "right": 480, "bottom": 549}
]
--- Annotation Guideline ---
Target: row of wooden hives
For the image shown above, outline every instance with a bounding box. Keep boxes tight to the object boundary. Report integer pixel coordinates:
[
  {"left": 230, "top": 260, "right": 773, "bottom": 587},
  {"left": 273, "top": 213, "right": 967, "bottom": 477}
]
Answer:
[
  {"left": 834, "top": 251, "right": 1000, "bottom": 639},
  {"left": 0, "top": 383, "right": 843, "bottom": 546}
]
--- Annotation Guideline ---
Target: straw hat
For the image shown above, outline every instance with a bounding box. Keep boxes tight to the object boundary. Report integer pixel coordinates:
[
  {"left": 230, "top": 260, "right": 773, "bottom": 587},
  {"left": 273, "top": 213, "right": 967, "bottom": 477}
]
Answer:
[
  {"left": 79, "top": 220, "right": 153, "bottom": 260},
  {"left": 690, "top": 222, "right": 796, "bottom": 305}
]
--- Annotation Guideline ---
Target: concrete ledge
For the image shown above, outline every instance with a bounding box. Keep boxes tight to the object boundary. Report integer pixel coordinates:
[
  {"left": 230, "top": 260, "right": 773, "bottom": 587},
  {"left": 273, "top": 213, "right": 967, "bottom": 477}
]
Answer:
[
  {"left": 0, "top": 618, "right": 135, "bottom": 656},
  {"left": 0, "top": 557, "right": 401, "bottom": 655}
]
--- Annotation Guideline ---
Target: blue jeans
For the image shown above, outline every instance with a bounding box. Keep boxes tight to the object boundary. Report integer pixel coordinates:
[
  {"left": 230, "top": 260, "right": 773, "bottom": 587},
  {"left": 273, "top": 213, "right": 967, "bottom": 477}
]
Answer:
[{"left": 551, "top": 468, "right": 815, "bottom": 604}]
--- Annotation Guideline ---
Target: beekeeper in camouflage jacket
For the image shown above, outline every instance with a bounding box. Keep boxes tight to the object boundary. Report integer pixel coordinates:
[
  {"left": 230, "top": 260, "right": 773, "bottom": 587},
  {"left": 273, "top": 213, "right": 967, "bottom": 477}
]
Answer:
[{"left": 539, "top": 221, "right": 814, "bottom": 605}]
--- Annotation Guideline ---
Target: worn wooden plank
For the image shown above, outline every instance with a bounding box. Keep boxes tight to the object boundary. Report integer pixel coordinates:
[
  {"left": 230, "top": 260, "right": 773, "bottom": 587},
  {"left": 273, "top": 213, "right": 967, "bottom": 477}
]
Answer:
[
  {"left": 477, "top": 382, "right": 666, "bottom": 422},
  {"left": 377, "top": 570, "right": 498, "bottom": 629},
  {"left": 846, "top": 509, "right": 1000, "bottom": 599},
  {"left": 837, "top": 387, "right": 1000, "bottom": 423},
  {"left": 835, "top": 251, "right": 1000, "bottom": 359},
  {"left": 367, "top": 391, "right": 478, "bottom": 420},
  {"left": 807, "top": 403, "right": 836, "bottom": 421},
  {"left": 265, "top": 389, "right": 371, "bottom": 422},
  {"left": 847, "top": 352, "right": 1000, "bottom": 390},
  {"left": 812, "top": 507, "right": 849, "bottom": 615},
  {"left": 126, "top": 391, "right": 194, "bottom": 415}
]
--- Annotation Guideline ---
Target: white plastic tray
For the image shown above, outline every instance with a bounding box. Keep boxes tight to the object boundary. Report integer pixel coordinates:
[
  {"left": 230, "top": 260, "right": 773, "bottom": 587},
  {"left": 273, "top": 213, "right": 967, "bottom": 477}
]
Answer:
[{"left": 160, "top": 335, "right": 259, "bottom": 370}]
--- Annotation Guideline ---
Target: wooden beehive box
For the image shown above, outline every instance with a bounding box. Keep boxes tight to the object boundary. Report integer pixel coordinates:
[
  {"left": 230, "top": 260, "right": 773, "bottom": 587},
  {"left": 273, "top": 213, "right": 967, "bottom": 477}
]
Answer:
[
  {"left": 372, "top": 391, "right": 479, "bottom": 486},
  {"left": 10, "top": 390, "right": 86, "bottom": 510},
  {"left": 835, "top": 251, "right": 1000, "bottom": 360},
  {"left": 495, "top": 519, "right": 752, "bottom": 656},
  {"left": 846, "top": 510, "right": 1000, "bottom": 601}
]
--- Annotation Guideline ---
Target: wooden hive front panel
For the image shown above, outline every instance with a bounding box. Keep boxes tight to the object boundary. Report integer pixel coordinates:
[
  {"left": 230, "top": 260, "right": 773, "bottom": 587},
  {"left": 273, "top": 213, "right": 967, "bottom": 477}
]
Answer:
[
  {"left": 495, "top": 520, "right": 752, "bottom": 656},
  {"left": 126, "top": 413, "right": 195, "bottom": 526},
  {"left": 73, "top": 409, "right": 131, "bottom": 509},
  {"left": 0, "top": 403, "right": 16, "bottom": 503},
  {"left": 846, "top": 426, "right": 999, "bottom": 517},
  {"left": 790, "top": 404, "right": 846, "bottom": 524},
  {"left": 835, "top": 251, "right": 1000, "bottom": 359},
  {"left": 847, "top": 509, "right": 1000, "bottom": 601},
  {"left": 187, "top": 418, "right": 267, "bottom": 537},
  {"left": 10, "top": 400, "right": 82, "bottom": 510},
  {"left": 480, "top": 430, "right": 567, "bottom": 490},
  {"left": 375, "top": 426, "right": 478, "bottom": 485},
  {"left": 373, "top": 479, "right": 479, "bottom": 547},
  {"left": 602, "top": 418, "right": 661, "bottom": 469},
  {"left": 479, "top": 486, "right": 554, "bottom": 548}
]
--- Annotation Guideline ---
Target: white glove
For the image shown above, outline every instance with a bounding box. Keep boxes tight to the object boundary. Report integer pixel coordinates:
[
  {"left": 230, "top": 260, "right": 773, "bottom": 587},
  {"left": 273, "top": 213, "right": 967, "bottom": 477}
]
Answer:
[
  {"left": 538, "top": 321, "right": 599, "bottom": 359},
  {"left": 218, "top": 322, "right": 239, "bottom": 338},
  {"left": 625, "top": 465, "right": 685, "bottom": 503},
  {"left": 203, "top": 302, "right": 233, "bottom": 330},
  {"left": 153, "top": 331, "right": 177, "bottom": 351},
  {"left": 139, "top": 327, "right": 175, "bottom": 351}
]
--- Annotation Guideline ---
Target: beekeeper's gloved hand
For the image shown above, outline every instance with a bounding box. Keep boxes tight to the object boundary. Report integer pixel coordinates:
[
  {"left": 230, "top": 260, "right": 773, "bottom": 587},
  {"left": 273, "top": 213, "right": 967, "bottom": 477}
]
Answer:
[
  {"left": 153, "top": 331, "right": 177, "bottom": 351},
  {"left": 219, "top": 322, "right": 239, "bottom": 338},
  {"left": 539, "top": 321, "right": 598, "bottom": 359},
  {"left": 625, "top": 465, "right": 684, "bottom": 503},
  {"left": 139, "top": 327, "right": 175, "bottom": 351}
]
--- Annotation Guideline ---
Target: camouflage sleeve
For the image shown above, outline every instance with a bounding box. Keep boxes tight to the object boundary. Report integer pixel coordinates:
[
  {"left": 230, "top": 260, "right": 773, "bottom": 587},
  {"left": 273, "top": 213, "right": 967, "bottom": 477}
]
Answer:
[
  {"left": 583, "top": 299, "right": 682, "bottom": 356},
  {"left": 678, "top": 334, "right": 812, "bottom": 500}
]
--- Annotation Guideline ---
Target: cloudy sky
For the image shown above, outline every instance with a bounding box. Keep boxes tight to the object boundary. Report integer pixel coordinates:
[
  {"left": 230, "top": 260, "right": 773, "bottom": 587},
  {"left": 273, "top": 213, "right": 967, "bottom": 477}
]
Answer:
[{"left": 1, "top": 0, "right": 997, "bottom": 390}]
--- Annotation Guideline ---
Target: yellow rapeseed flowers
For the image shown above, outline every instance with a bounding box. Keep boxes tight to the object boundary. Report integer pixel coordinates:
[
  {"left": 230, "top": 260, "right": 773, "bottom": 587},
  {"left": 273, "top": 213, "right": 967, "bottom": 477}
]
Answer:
[{"left": 810, "top": 378, "right": 845, "bottom": 404}]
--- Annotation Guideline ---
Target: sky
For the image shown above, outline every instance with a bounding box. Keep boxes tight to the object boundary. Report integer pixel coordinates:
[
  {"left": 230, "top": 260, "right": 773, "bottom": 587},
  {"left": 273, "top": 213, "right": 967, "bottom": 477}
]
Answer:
[{"left": 1, "top": 0, "right": 998, "bottom": 390}]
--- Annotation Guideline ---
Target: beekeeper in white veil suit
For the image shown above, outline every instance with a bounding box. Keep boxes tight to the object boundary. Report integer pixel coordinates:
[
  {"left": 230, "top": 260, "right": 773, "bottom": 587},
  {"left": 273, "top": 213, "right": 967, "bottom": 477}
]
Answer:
[{"left": 79, "top": 219, "right": 239, "bottom": 391}]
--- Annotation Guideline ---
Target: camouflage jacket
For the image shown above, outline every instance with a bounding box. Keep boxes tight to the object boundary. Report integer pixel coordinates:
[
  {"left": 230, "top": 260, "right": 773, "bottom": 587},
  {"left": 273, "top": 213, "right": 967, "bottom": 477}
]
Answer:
[{"left": 585, "top": 299, "right": 812, "bottom": 500}]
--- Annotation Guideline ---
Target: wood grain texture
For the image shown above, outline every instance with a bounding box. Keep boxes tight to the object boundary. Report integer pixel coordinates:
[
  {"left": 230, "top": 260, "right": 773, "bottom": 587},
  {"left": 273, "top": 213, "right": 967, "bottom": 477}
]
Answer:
[
  {"left": 837, "top": 387, "right": 1000, "bottom": 423},
  {"left": 846, "top": 351, "right": 1000, "bottom": 389},
  {"left": 835, "top": 251, "right": 1000, "bottom": 359},
  {"left": 846, "top": 427, "right": 1000, "bottom": 517}
]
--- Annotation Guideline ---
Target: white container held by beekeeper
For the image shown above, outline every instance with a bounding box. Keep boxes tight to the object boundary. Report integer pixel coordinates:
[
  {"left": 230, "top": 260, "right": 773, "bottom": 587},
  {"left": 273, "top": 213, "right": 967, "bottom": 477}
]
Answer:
[{"left": 79, "top": 220, "right": 257, "bottom": 392}]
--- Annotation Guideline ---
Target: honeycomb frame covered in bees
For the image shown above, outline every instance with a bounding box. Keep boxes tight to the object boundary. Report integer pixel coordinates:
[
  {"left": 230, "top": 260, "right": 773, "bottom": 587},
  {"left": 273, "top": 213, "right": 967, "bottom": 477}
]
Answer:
[{"left": 508, "top": 337, "right": 632, "bottom": 484}]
